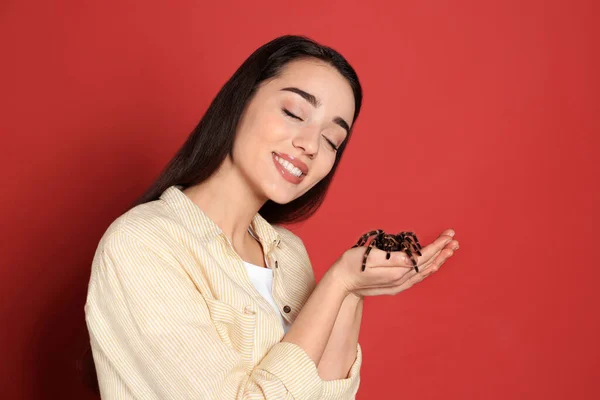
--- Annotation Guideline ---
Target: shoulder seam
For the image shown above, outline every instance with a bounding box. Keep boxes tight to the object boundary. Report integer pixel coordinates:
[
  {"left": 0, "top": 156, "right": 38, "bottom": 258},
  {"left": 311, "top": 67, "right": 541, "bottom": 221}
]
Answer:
[{"left": 102, "top": 227, "right": 177, "bottom": 268}]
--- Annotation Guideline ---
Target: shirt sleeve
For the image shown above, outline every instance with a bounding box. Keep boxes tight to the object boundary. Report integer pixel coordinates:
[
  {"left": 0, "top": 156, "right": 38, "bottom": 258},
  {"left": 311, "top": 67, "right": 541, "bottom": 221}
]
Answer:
[
  {"left": 320, "top": 342, "right": 362, "bottom": 400},
  {"left": 85, "top": 230, "right": 327, "bottom": 400}
]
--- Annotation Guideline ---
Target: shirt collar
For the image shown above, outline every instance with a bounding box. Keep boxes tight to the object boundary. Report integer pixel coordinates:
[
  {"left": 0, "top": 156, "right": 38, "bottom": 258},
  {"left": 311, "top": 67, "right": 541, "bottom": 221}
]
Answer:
[{"left": 159, "top": 185, "right": 281, "bottom": 249}]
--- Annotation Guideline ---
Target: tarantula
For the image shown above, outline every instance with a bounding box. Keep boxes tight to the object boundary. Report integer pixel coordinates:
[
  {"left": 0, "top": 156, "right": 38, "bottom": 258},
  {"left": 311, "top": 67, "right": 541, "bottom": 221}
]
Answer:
[{"left": 352, "top": 230, "right": 422, "bottom": 272}]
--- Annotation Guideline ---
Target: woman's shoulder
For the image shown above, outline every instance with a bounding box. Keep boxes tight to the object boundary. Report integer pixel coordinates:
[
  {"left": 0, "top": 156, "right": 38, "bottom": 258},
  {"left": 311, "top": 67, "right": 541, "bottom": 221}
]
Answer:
[{"left": 96, "top": 199, "right": 182, "bottom": 254}]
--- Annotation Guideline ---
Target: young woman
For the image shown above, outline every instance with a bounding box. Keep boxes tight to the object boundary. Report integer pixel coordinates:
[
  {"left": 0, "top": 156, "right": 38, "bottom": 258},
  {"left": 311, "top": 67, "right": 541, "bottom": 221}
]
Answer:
[{"left": 84, "top": 35, "right": 459, "bottom": 399}]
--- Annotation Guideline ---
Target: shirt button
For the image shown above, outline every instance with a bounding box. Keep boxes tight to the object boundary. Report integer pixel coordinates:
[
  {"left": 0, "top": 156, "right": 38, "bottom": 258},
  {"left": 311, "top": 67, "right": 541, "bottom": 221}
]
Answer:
[
  {"left": 283, "top": 305, "right": 291, "bottom": 313},
  {"left": 275, "top": 261, "right": 278, "bottom": 268}
]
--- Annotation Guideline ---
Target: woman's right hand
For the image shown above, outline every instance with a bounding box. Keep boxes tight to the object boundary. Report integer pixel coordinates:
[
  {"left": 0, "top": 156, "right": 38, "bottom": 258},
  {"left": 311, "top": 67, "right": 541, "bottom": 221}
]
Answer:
[{"left": 329, "top": 229, "right": 459, "bottom": 298}]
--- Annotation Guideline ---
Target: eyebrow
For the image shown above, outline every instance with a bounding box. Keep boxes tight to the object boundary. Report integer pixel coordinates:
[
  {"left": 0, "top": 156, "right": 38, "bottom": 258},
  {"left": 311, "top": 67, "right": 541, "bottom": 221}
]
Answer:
[{"left": 281, "top": 87, "right": 351, "bottom": 134}]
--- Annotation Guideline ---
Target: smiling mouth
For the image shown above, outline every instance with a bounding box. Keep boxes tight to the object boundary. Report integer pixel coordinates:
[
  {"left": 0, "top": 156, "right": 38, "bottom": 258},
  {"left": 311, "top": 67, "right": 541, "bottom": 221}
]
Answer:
[
  {"left": 272, "top": 153, "right": 304, "bottom": 177},
  {"left": 271, "top": 152, "right": 307, "bottom": 184},
  {"left": 272, "top": 152, "right": 307, "bottom": 176}
]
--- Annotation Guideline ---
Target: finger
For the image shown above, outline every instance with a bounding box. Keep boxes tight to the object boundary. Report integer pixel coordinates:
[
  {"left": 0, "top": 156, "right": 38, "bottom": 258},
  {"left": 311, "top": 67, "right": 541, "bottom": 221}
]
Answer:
[
  {"left": 424, "top": 239, "right": 459, "bottom": 268},
  {"left": 364, "top": 267, "right": 415, "bottom": 290},
  {"left": 391, "top": 246, "right": 455, "bottom": 288},
  {"left": 363, "top": 247, "right": 415, "bottom": 269},
  {"left": 420, "top": 248, "right": 454, "bottom": 276},
  {"left": 386, "top": 243, "right": 458, "bottom": 295},
  {"left": 361, "top": 264, "right": 414, "bottom": 288},
  {"left": 441, "top": 228, "right": 455, "bottom": 238},
  {"left": 414, "top": 232, "right": 455, "bottom": 267}
]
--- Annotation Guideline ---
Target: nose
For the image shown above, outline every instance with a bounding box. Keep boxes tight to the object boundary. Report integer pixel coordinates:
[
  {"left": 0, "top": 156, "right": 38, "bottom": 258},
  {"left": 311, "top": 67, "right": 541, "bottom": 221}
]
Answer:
[{"left": 292, "top": 127, "right": 320, "bottom": 158}]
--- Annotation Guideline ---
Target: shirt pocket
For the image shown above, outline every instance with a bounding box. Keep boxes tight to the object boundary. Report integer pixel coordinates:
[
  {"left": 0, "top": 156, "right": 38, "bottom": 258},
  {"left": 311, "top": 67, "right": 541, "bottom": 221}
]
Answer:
[{"left": 204, "top": 298, "right": 256, "bottom": 367}]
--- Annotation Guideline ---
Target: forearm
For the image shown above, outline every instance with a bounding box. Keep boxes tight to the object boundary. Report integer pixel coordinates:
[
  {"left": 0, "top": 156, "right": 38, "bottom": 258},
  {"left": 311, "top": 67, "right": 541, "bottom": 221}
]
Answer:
[
  {"left": 317, "top": 293, "right": 364, "bottom": 381},
  {"left": 281, "top": 270, "right": 348, "bottom": 367}
]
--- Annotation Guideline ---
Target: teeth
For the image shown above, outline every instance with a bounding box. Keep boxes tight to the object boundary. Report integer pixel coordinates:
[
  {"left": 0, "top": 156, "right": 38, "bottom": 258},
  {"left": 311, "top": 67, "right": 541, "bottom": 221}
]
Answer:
[{"left": 274, "top": 155, "right": 303, "bottom": 177}]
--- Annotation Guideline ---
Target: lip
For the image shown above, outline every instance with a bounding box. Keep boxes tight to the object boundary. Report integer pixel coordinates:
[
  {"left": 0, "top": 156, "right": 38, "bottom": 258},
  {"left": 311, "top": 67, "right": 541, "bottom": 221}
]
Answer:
[
  {"left": 272, "top": 153, "right": 305, "bottom": 184},
  {"left": 272, "top": 152, "right": 309, "bottom": 175}
]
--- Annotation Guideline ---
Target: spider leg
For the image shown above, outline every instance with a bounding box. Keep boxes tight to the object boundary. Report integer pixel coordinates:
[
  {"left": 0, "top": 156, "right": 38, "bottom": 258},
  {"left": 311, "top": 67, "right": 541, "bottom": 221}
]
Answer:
[
  {"left": 352, "top": 237, "right": 368, "bottom": 248},
  {"left": 405, "top": 249, "right": 419, "bottom": 273},
  {"left": 403, "top": 232, "right": 422, "bottom": 254},
  {"left": 394, "top": 232, "right": 421, "bottom": 272},
  {"left": 352, "top": 229, "right": 384, "bottom": 248},
  {"left": 361, "top": 242, "right": 377, "bottom": 272},
  {"left": 382, "top": 236, "right": 395, "bottom": 260},
  {"left": 373, "top": 233, "right": 393, "bottom": 261},
  {"left": 414, "top": 236, "right": 422, "bottom": 251},
  {"left": 372, "top": 231, "right": 387, "bottom": 250},
  {"left": 409, "top": 239, "right": 422, "bottom": 257}
]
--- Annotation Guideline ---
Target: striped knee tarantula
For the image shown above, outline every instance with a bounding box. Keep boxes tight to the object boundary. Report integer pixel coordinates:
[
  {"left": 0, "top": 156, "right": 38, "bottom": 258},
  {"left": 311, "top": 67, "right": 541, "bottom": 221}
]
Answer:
[{"left": 352, "top": 230, "right": 422, "bottom": 272}]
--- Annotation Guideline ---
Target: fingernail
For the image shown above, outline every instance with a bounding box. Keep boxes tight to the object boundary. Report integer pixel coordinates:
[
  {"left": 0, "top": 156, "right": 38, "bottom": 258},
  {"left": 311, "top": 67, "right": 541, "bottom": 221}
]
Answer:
[{"left": 448, "top": 230, "right": 455, "bottom": 237}]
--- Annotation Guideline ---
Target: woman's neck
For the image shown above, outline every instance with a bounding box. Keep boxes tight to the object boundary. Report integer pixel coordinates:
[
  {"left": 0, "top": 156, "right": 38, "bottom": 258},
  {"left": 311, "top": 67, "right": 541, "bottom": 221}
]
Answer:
[{"left": 182, "top": 159, "right": 266, "bottom": 250}]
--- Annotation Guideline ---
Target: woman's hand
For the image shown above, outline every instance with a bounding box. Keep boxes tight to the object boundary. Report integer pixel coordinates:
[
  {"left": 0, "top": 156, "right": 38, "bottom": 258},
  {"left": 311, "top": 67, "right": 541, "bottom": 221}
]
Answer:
[{"left": 329, "top": 229, "right": 459, "bottom": 298}]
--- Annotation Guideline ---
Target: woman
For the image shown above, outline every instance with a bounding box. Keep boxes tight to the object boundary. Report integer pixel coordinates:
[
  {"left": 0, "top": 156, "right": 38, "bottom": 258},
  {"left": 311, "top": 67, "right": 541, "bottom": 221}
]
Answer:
[{"left": 84, "top": 35, "right": 459, "bottom": 399}]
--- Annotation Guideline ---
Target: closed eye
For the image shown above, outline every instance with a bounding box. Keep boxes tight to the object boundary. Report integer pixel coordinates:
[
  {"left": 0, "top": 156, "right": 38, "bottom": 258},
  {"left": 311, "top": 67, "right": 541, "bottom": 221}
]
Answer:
[
  {"left": 323, "top": 136, "right": 339, "bottom": 151},
  {"left": 283, "top": 108, "right": 338, "bottom": 152},
  {"left": 282, "top": 108, "right": 303, "bottom": 121}
]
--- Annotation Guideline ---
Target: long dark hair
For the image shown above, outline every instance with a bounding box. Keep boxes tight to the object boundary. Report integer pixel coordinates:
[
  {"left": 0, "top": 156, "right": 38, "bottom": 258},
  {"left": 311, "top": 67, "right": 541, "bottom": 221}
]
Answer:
[{"left": 81, "top": 34, "right": 362, "bottom": 395}]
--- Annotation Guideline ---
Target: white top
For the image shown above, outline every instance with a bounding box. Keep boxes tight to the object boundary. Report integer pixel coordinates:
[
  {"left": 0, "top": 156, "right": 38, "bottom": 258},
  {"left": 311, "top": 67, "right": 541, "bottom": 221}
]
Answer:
[{"left": 243, "top": 261, "right": 293, "bottom": 334}]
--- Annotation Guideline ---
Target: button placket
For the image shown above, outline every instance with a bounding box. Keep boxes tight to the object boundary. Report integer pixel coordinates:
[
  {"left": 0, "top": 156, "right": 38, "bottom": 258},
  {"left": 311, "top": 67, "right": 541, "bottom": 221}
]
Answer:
[
  {"left": 268, "top": 251, "right": 291, "bottom": 322},
  {"left": 249, "top": 249, "right": 285, "bottom": 325},
  {"left": 224, "top": 230, "right": 286, "bottom": 328},
  {"left": 265, "top": 249, "right": 278, "bottom": 270},
  {"left": 220, "top": 236, "right": 274, "bottom": 320}
]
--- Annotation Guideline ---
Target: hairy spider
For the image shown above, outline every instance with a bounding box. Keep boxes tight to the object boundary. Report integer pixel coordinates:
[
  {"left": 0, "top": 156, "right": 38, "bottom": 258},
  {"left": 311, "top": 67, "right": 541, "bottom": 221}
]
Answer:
[{"left": 352, "top": 230, "right": 423, "bottom": 272}]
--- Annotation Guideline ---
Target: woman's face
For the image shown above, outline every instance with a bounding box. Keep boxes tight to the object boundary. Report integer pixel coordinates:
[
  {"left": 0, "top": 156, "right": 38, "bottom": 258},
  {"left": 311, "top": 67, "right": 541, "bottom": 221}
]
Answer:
[{"left": 231, "top": 58, "right": 355, "bottom": 205}]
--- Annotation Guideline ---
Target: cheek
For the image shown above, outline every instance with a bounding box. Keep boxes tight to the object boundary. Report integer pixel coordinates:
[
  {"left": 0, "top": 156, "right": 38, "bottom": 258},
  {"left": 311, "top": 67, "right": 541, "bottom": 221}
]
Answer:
[
  {"left": 235, "top": 119, "right": 274, "bottom": 151},
  {"left": 309, "top": 159, "right": 336, "bottom": 185},
  {"left": 239, "top": 121, "right": 285, "bottom": 157},
  {"left": 259, "top": 114, "right": 287, "bottom": 140},
  {"left": 236, "top": 106, "right": 282, "bottom": 142}
]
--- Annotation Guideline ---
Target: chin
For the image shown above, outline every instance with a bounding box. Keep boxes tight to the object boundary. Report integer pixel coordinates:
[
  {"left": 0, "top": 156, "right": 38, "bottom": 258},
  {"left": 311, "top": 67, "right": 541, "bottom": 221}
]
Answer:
[
  {"left": 265, "top": 191, "right": 298, "bottom": 205},
  {"left": 257, "top": 167, "right": 314, "bottom": 205}
]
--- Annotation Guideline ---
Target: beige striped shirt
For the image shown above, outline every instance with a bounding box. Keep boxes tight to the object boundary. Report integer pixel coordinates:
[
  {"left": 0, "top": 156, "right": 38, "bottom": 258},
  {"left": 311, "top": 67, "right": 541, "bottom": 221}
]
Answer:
[{"left": 85, "top": 185, "right": 362, "bottom": 399}]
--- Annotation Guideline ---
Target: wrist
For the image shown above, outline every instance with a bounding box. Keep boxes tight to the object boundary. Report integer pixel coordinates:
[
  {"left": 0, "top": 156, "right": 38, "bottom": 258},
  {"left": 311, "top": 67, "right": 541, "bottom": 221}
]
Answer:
[
  {"left": 324, "top": 266, "right": 351, "bottom": 298},
  {"left": 347, "top": 291, "right": 364, "bottom": 302}
]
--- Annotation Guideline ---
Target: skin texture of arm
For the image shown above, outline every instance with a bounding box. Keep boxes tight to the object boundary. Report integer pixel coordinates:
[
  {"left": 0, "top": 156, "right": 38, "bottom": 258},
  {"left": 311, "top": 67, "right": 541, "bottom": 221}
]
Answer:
[
  {"left": 281, "top": 270, "right": 349, "bottom": 367},
  {"left": 317, "top": 293, "right": 364, "bottom": 380}
]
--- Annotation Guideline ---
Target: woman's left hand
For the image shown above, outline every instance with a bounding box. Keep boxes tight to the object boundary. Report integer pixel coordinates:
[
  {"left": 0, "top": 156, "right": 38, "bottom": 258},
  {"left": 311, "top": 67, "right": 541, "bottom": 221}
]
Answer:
[{"left": 349, "top": 229, "right": 459, "bottom": 298}]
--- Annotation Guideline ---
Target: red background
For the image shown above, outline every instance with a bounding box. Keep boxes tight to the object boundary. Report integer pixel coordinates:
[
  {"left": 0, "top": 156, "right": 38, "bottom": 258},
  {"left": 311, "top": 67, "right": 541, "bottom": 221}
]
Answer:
[{"left": 1, "top": 1, "right": 598, "bottom": 399}]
